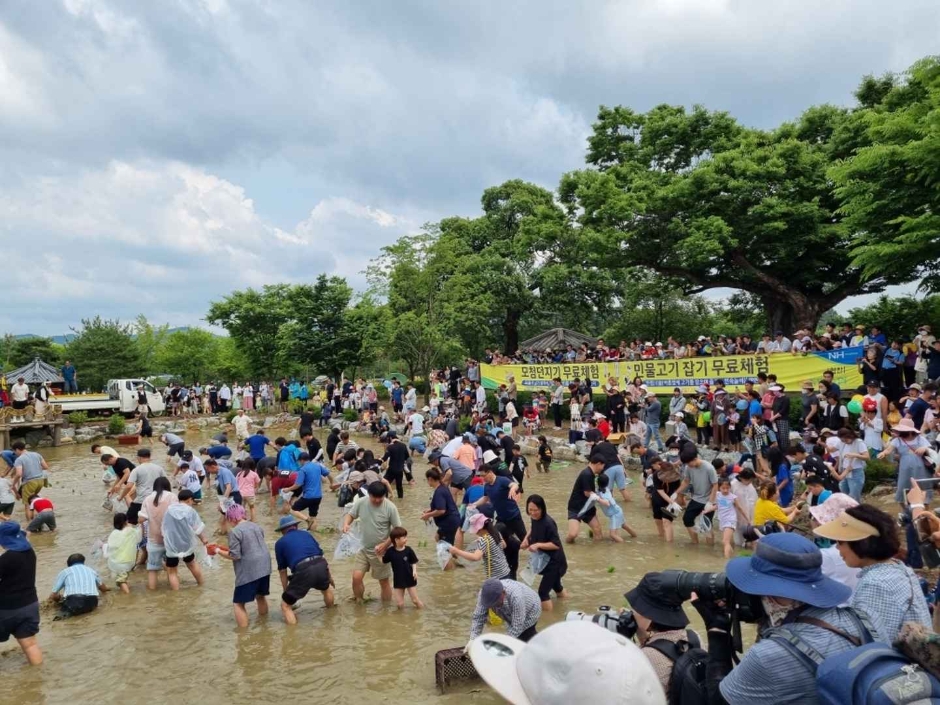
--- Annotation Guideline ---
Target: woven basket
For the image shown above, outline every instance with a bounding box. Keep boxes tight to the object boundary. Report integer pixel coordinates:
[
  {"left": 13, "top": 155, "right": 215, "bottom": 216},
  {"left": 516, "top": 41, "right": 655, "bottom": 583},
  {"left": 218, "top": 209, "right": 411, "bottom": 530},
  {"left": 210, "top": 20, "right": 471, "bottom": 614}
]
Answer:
[{"left": 434, "top": 647, "right": 479, "bottom": 694}]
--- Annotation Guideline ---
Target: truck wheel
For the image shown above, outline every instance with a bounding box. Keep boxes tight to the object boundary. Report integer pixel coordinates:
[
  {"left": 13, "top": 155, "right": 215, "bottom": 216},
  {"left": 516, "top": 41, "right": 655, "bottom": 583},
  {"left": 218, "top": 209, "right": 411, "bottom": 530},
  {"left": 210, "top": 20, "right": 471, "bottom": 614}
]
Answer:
[{"left": 151, "top": 410, "right": 165, "bottom": 418}]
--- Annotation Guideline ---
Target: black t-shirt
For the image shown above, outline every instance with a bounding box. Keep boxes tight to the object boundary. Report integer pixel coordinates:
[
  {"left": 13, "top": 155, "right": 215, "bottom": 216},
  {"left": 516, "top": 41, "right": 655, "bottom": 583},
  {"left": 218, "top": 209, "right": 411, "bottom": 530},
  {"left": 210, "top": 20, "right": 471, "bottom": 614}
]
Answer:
[
  {"left": 112, "top": 457, "right": 135, "bottom": 480},
  {"left": 591, "top": 441, "right": 620, "bottom": 469},
  {"left": 0, "top": 548, "right": 38, "bottom": 609},
  {"left": 431, "top": 485, "right": 460, "bottom": 530},
  {"left": 299, "top": 412, "right": 315, "bottom": 432},
  {"left": 384, "top": 442, "right": 409, "bottom": 473},
  {"left": 478, "top": 435, "right": 500, "bottom": 455},
  {"left": 257, "top": 456, "right": 278, "bottom": 477},
  {"left": 585, "top": 428, "right": 603, "bottom": 444},
  {"left": 529, "top": 515, "right": 567, "bottom": 570},
  {"left": 567, "top": 468, "right": 597, "bottom": 514},
  {"left": 500, "top": 435, "right": 515, "bottom": 463},
  {"left": 326, "top": 433, "right": 340, "bottom": 461},
  {"left": 382, "top": 546, "right": 418, "bottom": 588},
  {"left": 305, "top": 436, "right": 322, "bottom": 460},
  {"left": 445, "top": 418, "right": 458, "bottom": 439}
]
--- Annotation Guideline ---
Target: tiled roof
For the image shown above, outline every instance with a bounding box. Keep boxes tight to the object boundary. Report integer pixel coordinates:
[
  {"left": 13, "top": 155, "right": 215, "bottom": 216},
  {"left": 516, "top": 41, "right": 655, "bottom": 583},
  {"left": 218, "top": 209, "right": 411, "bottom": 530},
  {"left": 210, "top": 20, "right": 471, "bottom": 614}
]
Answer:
[{"left": 4, "top": 357, "right": 64, "bottom": 385}]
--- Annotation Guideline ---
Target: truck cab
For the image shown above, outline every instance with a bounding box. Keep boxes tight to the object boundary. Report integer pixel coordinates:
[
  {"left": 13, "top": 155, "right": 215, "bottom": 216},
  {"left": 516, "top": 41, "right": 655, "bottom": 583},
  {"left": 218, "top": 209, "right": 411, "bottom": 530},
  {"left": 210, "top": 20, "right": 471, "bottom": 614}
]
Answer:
[{"left": 107, "top": 379, "right": 166, "bottom": 416}]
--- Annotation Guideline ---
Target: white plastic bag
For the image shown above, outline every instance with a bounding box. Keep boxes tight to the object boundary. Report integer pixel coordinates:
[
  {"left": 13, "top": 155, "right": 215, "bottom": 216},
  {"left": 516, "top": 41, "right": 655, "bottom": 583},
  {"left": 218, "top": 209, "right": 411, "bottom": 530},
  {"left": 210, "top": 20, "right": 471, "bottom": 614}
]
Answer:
[
  {"left": 461, "top": 506, "right": 479, "bottom": 533},
  {"left": 520, "top": 564, "right": 537, "bottom": 586},
  {"left": 276, "top": 489, "right": 293, "bottom": 510},
  {"left": 102, "top": 468, "right": 117, "bottom": 485},
  {"left": 578, "top": 493, "right": 599, "bottom": 518},
  {"left": 89, "top": 539, "right": 105, "bottom": 561},
  {"left": 529, "top": 550, "right": 549, "bottom": 575},
  {"left": 111, "top": 498, "right": 128, "bottom": 514},
  {"left": 334, "top": 525, "right": 363, "bottom": 560},
  {"left": 219, "top": 497, "right": 235, "bottom": 513},
  {"left": 436, "top": 541, "right": 454, "bottom": 570},
  {"left": 102, "top": 496, "right": 114, "bottom": 511}
]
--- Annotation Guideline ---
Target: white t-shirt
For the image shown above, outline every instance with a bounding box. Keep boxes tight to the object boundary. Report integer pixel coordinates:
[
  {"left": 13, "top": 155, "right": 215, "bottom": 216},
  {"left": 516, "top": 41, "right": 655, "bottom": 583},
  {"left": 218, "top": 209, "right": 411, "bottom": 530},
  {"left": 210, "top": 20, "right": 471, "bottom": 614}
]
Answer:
[
  {"left": 0, "top": 477, "right": 16, "bottom": 504},
  {"left": 11, "top": 383, "right": 29, "bottom": 402},
  {"left": 859, "top": 417, "right": 884, "bottom": 451},
  {"left": 410, "top": 413, "right": 425, "bottom": 436},
  {"left": 219, "top": 386, "right": 232, "bottom": 400},
  {"left": 233, "top": 415, "right": 250, "bottom": 437},
  {"left": 730, "top": 479, "right": 757, "bottom": 523},
  {"left": 179, "top": 469, "right": 201, "bottom": 493}
]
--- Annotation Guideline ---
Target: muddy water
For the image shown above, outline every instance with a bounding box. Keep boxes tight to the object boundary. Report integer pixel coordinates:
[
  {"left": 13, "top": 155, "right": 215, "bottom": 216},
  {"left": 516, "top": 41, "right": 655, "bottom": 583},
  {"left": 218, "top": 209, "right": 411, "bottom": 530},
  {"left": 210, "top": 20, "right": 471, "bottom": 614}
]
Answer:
[{"left": 3, "top": 428, "right": 735, "bottom": 704}]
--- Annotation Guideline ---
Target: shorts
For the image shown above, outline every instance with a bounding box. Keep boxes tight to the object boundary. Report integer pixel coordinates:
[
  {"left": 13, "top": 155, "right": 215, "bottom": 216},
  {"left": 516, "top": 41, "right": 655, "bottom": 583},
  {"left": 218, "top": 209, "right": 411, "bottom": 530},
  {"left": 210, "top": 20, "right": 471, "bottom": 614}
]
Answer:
[
  {"left": 233, "top": 575, "right": 270, "bottom": 604},
  {"left": 27, "top": 510, "right": 56, "bottom": 533},
  {"left": 191, "top": 489, "right": 203, "bottom": 502},
  {"left": 11, "top": 400, "right": 27, "bottom": 411},
  {"left": 282, "top": 557, "right": 331, "bottom": 605},
  {"left": 0, "top": 602, "right": 39, "bottom": 642},
  {"left": 604, "top": 465, "right": 627, "bottom": 491},
  {"left": 353, "top": 549, "right": 392, "bottom": 581},
  {"left": 167, "top": 443, "right": 185, "bottom": 458},
  {"left": 62, "top": 595, "right": 98, "bottom": 616},
  {"left": 0, "top": 502, "right": 14, "bottom": 516},
  {"left": 451, "top": 476, "right": 471, "bottom": 491},
  {"left": 651, "top": 494, "right": 674, "bottom": 522},
  {"left": 127, "top": 502, "right": 143, "bottom": 524},
  {"left": 292, "top": 497, "right": 322, "bottom": 516},
  {"left": 408, "top": 436, "right": 427, "bottom": 453},
  {"left": 568, "top": 508, "right": 596, "bottom": 523},
  {"left": 271, "top": 474, "right": 296, "bottom": 496},
  {"left": 141, "top": 429, "right": 153, "bottom": 438},
  {"left": 242, "top": 495, "right": 256, "bottom": 508},
  {"left": 165, "top": 553, "right": 195, "bottom": 568},
  {"left": 392, "top": 403, "right": 403, "bottom": 413},
  {"left": 436, "top": 524, "right": 458, "bottom": 546},
  {"left": 683, "top": 500, "right": 714, "bottom": 528},
  {"left": 147, "top": 544, "right": 166, "bottom": 570},
  {"left": 20, "top": 479, "right": 45, "bottom": 505}
]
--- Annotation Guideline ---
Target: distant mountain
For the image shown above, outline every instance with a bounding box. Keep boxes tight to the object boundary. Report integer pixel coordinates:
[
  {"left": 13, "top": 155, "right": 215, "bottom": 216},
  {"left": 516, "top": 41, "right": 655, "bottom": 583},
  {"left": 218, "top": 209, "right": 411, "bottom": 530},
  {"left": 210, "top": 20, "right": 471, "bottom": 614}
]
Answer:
[{"left": 15, "top": 327, "right": 192, "bottom": 345}]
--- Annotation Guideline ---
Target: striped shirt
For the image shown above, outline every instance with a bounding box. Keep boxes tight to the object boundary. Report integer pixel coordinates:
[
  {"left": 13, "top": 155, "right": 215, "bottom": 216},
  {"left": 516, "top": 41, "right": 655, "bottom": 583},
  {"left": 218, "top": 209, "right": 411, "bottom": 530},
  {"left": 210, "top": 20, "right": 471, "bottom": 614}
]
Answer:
[
  {"left": 52, "top": 564, "right": 101, "bottom": 597},
  {"left": 852, "top": 560, "right": 931, "bottom": 643},
  {"left": 470, "top": 579, "right": 541, "bottom": 639},
  {"left": 720, "top": 606, "right": 878, "bottom": 704},
  {"left": 475, "top": 535, "right": 510, "bottom": 580}
]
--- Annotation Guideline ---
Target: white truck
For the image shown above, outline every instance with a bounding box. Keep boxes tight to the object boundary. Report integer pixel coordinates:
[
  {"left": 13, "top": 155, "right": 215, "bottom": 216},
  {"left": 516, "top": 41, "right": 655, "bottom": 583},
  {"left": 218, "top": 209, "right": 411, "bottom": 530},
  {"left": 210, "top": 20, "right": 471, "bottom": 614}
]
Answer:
[{"left": 53, "top": 379, "right": 166, "bottom": 417}]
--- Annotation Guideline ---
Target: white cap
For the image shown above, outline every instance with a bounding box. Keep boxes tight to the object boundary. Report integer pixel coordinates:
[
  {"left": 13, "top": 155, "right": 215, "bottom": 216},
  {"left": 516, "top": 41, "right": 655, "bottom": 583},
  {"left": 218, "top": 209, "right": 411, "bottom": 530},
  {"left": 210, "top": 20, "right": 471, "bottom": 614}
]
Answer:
[
  {"left": 469, "top": 621, "right": 666, "bottom": 705},
  {"left": 482, "top": 450, "right": 500, "bottom": 465}
]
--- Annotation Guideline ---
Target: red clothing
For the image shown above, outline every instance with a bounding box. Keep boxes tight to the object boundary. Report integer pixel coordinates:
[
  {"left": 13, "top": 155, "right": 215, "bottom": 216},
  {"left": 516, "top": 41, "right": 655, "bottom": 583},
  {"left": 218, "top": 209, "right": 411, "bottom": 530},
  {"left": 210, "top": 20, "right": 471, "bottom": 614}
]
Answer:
[
  {"left": 598, "top": 419, "right": 611, "bottom": 438},
  {"left": 30, "top": 497, "right": 53, "bottom": 513}
]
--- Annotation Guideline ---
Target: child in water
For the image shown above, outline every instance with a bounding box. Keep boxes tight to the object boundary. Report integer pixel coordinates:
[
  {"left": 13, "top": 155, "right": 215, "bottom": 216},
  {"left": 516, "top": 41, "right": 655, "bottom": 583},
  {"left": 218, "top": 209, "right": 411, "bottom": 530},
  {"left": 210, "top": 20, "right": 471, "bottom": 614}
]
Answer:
[
  {"left": 536, "top": 435, "right": 553, "bottom": 473},
  {"left": 107, "top": 512, "right": 141, "bottom": 593},
  {"left": 715, "top": 477, "right": 751, "bottom": 559},
  {"left": 592, "top": 474, "right": 638, "bottom": 542},
  {"left": 382, "top": 527, "right": 423, "bottom": 609}
]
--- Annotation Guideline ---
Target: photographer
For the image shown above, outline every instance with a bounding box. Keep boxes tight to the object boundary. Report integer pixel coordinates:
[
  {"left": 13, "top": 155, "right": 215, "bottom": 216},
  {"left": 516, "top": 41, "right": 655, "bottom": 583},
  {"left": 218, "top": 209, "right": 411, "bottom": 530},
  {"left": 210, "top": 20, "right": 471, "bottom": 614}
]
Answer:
[
  {"left": 695, "top": 532, "right": 869, "bottom": 703},
  {"left": 626, "top": 572, "right": 699, "bottom": 696}
]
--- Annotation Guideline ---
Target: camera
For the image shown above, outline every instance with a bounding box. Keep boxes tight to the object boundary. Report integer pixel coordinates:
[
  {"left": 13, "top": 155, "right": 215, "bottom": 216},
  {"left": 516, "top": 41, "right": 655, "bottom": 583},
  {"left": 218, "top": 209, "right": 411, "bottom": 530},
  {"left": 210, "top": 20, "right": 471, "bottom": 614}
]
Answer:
[
  {"left": 566, "top": 606, "right": 637, "bottom": 640},
  {"left": 658, "top": 570, "right": 763, "bottom": 624}
]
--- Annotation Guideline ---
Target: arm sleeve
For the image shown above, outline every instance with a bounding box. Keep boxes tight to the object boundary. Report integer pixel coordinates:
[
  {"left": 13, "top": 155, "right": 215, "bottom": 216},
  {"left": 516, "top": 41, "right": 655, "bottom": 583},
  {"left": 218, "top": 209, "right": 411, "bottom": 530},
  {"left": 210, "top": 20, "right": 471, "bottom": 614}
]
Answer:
[
  {"left": 52, "top": 570, "right": 67, "bottom": 593},
  {"left": 769, "top": 503, "right": 789, "bottom": 523},
  {"left": 408, "top": 548, "right": 419, "bottom": 564},
  {"left": 227, "top": 530, "right": 242, "bottom": 560}
]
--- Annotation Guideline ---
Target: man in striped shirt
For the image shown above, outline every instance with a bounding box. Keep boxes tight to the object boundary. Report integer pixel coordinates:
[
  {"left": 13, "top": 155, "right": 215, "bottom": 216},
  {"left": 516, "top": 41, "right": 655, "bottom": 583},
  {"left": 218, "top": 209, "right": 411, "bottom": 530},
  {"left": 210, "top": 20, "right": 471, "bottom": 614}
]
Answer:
[
  {"left": 469, "top": 578, "right": 541, "bottom": 642},
  {"left": 49, "top": 554, "right": 108, "bottom": 616}
]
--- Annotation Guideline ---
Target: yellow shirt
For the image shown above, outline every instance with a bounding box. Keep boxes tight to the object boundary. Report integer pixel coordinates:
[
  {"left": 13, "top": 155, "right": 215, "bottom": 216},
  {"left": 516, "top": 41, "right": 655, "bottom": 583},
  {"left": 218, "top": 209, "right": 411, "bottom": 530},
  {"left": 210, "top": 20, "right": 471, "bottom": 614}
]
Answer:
[{"left": 753, "top": 498, "right": 789, "bottom": 525}]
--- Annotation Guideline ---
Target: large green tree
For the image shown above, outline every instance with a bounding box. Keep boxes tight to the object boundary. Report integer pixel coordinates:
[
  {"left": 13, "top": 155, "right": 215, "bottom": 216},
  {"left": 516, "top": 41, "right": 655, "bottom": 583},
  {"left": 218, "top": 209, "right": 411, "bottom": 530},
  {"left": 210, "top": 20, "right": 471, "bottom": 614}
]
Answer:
[
  {"left": 847, "top": 294, "right": 940, "bottom": 341},
  {"left": 132, "top": 315, "right": 169, "bottom": 376},
  {"left": 558, "top": 102, "right": 897, "bottom": 333},
  {"left": 157, "top": 328, "right": 220, "bottom": 383},
  {"left": 832, "top": 57, "right": 940, "bottom": 293},
  {"left": 0, "top": 336, "right": 65, "bottom": 370},
  {"left": 66, "top": 317, "right": 142, "bottom": 391},
  {"left": 207, "top": 285, "right": 292, "bottom": 378}
]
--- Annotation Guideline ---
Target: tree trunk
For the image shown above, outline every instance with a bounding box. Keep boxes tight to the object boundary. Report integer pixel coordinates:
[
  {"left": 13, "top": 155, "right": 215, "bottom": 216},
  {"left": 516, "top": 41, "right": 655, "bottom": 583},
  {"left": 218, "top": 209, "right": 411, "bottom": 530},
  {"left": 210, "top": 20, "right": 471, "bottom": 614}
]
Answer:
[
  {"left": 761, "top": 295, "right": 829, "bottom": 335},
  {"left": 504, "top": 309, "right": 521, "bottom": 353}
]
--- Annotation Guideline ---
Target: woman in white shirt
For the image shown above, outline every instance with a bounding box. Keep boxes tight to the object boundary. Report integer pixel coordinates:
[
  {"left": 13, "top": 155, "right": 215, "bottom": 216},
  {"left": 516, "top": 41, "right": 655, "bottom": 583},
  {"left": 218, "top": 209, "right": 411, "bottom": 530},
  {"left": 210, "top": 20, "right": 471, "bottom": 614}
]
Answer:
[{"left": 833, "top": 428, "right": 869, "bottom": 502}]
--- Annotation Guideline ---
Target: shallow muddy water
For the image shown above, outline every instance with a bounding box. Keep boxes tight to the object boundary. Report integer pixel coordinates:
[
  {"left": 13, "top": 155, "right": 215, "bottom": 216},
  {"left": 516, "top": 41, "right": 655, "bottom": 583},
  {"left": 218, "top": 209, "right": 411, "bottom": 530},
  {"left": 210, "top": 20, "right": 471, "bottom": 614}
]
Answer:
[{"left": 2, "top": 427, "right": 736, "bottom": 704}]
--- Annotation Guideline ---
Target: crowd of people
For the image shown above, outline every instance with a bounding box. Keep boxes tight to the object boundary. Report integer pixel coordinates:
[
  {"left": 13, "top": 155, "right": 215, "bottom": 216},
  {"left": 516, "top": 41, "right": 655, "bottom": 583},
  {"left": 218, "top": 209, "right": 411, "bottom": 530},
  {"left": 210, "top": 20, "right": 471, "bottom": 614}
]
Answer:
[{"left": 1, "top": 342, "right": 940, "bottom": 704}]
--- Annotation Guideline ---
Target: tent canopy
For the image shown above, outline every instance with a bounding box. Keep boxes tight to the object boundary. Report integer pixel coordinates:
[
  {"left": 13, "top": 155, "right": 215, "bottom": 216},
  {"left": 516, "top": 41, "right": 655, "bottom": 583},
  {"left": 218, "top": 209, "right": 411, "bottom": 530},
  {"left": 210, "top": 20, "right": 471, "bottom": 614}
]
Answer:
[
  {"left": 520, "top": 328, "right": 597, "bottom": 351},
  {"left": 4, "top": 357, "right": 64, "bottom": 385}
]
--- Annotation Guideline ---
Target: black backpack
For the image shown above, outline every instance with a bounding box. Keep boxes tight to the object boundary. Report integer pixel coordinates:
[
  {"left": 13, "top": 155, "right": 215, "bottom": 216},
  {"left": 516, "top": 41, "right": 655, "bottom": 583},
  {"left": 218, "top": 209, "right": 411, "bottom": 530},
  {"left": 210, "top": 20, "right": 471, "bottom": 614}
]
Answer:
[{"left": 646, "top": 631, "right": 708, "bottom": 705}]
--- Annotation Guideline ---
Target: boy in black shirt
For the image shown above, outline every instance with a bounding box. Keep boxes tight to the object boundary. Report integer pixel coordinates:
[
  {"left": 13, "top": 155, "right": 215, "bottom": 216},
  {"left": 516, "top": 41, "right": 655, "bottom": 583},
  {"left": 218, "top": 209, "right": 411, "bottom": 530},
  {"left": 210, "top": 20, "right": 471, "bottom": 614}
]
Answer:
[
  {"left": 509, "top": 445, "right": 529, "bottom": 493},
  {"left": 381, "top": 527, "right": 423, "bottom": 609},
  {"left": 536, "top": 435, "right": 553, "bottom": 473}
]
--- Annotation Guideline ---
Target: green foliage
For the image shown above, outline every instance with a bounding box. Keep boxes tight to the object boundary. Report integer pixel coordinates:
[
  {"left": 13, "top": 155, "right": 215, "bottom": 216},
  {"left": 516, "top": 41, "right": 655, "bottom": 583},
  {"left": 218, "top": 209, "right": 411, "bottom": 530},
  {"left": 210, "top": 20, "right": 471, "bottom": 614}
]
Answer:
[
  {"left": 0, "top": 335, "right": 65, "bottom": 370},
  {"left": 108, "top": 414, "right": 126, "bottom": 435},
  {"left": 67, "top": 411, "right": 89, "bottom": 425},
  {"left": 847, "top": 295, "right": 940, "bottom": 341},
  {"left": 225, "top": 409, "right": 239, "bottom": 423},
  {"left": 207, "top": 285, "right": 292, "bottom": 378},
  {"left": 833, "top": 57, "right": 940, "bottom": 293},
  {"left": 342, "top": 408, "right": 359, "bottom": 422},
  {"left": 67, "top": 317, "right": 143, "bottom": 392},
  {"left": 157, "top": 328, "right": 220, "bottom": 383},
  {"left": 864, "top": 457, "right": 898, "bottom": 493},
  {"left": 132, "top": 316, "right": 169, "bottom": 377}
]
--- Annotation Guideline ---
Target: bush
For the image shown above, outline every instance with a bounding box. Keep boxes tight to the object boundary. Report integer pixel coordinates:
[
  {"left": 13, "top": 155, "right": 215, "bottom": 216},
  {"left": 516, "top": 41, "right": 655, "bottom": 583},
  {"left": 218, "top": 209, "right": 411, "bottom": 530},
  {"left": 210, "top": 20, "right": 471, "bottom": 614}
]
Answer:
[
  {"left": 67, "top": 411, "right": 89, "bottom": 425},
  {"left": 342, "top": 408, "right": 359, "bottom": 422},
  {"left": 863, "top": 457, "right": 897, "bottom": 493},
  {"left": 225, "top": 409, "right": 239, "bottom": 424},
  {"left": 107, "top": 414, "right": 126, "bottom": 435}
]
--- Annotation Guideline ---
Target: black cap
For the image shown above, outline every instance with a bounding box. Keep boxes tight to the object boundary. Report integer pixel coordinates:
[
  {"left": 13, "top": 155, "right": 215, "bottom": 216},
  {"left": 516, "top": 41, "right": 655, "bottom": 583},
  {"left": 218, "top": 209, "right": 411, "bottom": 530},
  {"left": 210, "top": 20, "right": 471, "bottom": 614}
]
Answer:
[
  {"left": 625, "top": 573, "right": 690, "bottom": 629},
  {"left": 805, "top": 475, "right": 824, "bottom": 486}
]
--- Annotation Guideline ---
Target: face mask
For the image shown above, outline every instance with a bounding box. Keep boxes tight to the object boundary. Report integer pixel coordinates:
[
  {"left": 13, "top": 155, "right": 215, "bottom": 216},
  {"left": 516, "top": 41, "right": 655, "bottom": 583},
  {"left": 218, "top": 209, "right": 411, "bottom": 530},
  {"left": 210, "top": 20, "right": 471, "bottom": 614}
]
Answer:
[{"left": 761, "top": 596, "right": 792, "bottom": 628}]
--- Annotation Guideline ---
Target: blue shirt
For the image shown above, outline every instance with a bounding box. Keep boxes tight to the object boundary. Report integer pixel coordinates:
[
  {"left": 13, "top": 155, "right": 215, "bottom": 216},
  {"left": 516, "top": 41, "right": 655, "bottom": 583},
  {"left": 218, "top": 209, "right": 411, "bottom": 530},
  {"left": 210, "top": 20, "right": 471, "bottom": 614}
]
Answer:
[
  {"left": 296, "top": 462, "right": 330, "bottom": 499},
  {"left": 52, "top": 563, "right": 101, "bottom": 597},
  {"left": 61, "top": 364, "right": 76, "bottom": 381},
  {"left": 871, "top": 332, "right": 888, "bottom": 347},
  {"left": 0, "top": 450, "right": 15, "bottom": 469},
  {"left": 274, "top": 529, "right": 323, "bottom": 572},
  {"left": 206, "top": 445, "right": 232, "bottom": 459},
  {"left": 431, "top": 484, "right": 461, "bottom": 530},
  {"left": 216, "top": 466, "right": 237, "bottom": 495},
  {"left": 277, "top": 445, "right": 301, "bottom": 472},
  {"left": 747, "top": 400, "right": 762, "bottom": 425},
  {"left": 463, "top": 484, "right": 485, "bottom": 506},
  {"left": 484, "top": 476, "right": 520, "bottom": 522},
  {"left": 245, "top": 434, "right": 269, "bottom": 459},
  {"left": 391, "top": 387, "right": 403, "bottom": 404},
  {"left": 776, "top": 462, "right": 794, "bottom": 507},
  {"left": 881, "top": 348, "right": 903, "bottom": 370}
]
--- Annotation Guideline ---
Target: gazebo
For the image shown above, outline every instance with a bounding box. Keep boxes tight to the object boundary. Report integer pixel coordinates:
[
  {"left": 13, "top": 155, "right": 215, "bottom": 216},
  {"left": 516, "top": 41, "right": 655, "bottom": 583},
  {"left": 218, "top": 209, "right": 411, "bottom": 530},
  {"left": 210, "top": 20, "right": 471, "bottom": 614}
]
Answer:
[
  {"left": 520, "top": 328, "right": 597, "bottom": 351},
  {"left": 4, "top": 357, "right": 64, "bottom": 387}
]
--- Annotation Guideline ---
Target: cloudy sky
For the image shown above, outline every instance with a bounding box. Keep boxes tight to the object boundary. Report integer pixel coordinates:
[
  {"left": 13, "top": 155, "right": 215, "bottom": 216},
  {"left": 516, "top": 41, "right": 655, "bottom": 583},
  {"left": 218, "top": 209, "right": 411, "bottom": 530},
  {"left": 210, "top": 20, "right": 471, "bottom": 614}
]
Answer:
[{"left": 1, "top": 0, "right": 937, "bottom": 336}]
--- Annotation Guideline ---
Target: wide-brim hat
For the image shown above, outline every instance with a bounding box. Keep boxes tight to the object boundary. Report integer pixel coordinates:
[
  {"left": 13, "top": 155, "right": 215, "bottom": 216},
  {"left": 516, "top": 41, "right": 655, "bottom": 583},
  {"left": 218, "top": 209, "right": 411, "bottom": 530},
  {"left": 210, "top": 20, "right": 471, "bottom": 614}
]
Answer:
[
  {"left": 0, "top": 521, "right": 30, "bottom": 552},
  {"left": 276, "top": 516, "right": 302, "bottom": 532},
  {"left": 482, "top": 450, "right": 500, "bottom": 466},
  {"left": 893, "top": 418, "right": 921, "bottom": 435},
  {"left": 469, "top": 622, "right": 665, "bottom": 705},
  {"left": 469, "top": 512, "right": 489, "bottom": 533},
  {"left": 725, "top": 532, "right": 851, "bottom": 608},
  {"left": 813, "top": 511, "right": 880, "bottom": 542},
  {"left": 626, "top": 573, "right": 690, "bottom": 629}
]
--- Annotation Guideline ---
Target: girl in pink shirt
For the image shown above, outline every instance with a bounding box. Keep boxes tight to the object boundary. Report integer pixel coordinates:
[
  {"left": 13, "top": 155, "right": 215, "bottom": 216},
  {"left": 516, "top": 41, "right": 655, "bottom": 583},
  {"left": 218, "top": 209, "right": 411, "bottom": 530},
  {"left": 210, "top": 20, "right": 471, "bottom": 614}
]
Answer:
[{"left": 235, "top": 459, "right": 261, "bottom": 522}]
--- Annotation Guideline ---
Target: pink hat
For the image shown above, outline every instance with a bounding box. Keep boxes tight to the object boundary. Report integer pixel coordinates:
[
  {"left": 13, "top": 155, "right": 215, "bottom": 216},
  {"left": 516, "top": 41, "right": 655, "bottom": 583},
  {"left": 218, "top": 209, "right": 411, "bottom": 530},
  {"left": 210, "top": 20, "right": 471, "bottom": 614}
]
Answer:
[
  {"left": 892, "top": 418, "right": 922, "bottom": 435},
  {"left": 809, "top": 493, "right": 858, "bottom": 525},
  {"left": 469, "top": 512, "right": 489, "bottom": 533}
]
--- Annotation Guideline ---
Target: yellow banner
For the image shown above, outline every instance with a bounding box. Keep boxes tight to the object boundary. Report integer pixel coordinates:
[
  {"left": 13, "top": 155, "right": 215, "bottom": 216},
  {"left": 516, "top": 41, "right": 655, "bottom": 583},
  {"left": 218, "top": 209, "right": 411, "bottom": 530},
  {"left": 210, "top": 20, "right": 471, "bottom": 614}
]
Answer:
[{"left": 481, "top": 347, "right": 863, "bottom": 395}]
